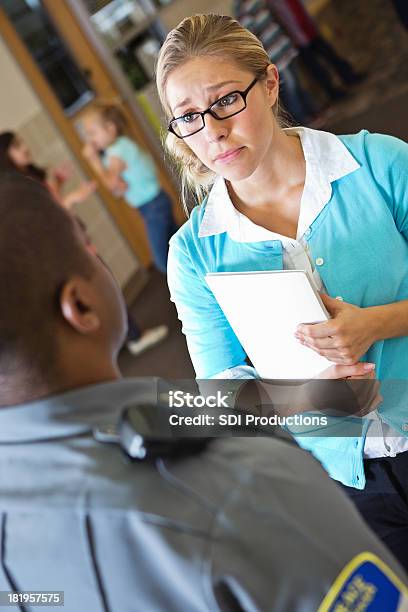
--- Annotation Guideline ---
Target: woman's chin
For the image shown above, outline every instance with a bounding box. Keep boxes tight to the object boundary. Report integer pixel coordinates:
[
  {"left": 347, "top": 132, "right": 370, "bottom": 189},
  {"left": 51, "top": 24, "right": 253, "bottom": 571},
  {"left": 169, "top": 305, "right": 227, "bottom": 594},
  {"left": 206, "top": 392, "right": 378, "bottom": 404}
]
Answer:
[{"left": 220, "top": 164, "right": 257, "bottom": 183}]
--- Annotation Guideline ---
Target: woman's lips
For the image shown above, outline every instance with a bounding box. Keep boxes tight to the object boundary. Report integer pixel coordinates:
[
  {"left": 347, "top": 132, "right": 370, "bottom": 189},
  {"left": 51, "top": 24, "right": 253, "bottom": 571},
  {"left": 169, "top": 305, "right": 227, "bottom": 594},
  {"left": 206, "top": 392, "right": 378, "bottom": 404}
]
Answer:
[{"left": 214, "top": 147, "right": 244, "bottom": 164}]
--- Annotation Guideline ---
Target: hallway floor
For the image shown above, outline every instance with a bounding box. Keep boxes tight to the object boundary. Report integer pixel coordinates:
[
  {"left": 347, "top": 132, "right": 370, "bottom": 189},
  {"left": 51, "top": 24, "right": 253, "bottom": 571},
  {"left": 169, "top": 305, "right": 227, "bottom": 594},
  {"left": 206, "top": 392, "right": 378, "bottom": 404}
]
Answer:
[
  {"left": 119, "top": 267, "right": 195, "bottom": 378},
  {"left": 119, "top": 0, "right": 408, "bottom": 380}
]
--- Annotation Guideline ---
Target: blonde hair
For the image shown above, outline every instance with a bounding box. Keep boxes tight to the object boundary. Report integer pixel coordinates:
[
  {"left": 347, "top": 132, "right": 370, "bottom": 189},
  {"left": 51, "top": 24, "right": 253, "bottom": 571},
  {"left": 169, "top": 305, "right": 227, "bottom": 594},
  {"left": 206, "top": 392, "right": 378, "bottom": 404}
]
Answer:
[
  {"left": 156, "top": 14, "right": 276, "bottom": 213},
  {"left": 84, "top": 103, "right": 128, "bottom": 136}
]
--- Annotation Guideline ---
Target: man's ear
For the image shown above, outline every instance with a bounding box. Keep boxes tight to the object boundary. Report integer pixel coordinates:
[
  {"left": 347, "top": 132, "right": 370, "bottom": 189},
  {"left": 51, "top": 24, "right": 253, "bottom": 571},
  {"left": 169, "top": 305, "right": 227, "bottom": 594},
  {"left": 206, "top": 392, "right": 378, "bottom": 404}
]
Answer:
[
  {"left": 265, "top": 64, "right": 280, "bottom": 107},
  {"left": 60, "top": 277, "right": 100, "bottom": 334}
]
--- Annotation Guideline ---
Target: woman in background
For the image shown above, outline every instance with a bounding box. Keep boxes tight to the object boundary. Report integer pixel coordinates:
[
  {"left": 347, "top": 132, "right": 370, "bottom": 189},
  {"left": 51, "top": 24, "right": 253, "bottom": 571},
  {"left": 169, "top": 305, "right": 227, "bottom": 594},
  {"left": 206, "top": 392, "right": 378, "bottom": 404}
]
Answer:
[{"left": 0, "top": 130, "right": 96, "bottom": 208}]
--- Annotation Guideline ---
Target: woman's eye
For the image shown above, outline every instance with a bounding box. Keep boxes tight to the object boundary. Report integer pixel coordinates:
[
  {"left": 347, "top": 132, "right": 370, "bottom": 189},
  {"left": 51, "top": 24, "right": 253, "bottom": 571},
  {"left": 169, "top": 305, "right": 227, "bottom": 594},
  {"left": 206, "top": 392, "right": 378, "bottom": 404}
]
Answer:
[
  {"left": 181, "top": 113, "right": 199, "bottom": 124},
  {"left": 216, "top": 93, "right": 238, "bottom": 107}
]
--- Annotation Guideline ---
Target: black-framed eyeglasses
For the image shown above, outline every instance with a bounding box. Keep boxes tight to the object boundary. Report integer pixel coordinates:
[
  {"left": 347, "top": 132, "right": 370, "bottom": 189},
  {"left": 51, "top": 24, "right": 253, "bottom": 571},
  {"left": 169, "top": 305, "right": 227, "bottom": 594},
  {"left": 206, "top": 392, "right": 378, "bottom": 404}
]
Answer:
[{"left": 168, "top": 77, "right": 258, "bottom": 139}]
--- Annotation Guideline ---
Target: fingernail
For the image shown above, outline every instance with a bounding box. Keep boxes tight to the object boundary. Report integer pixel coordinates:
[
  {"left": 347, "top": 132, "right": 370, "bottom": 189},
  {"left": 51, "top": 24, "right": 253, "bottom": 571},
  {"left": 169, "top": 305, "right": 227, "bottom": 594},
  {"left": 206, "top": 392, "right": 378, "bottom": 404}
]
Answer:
[{"left": 363, "top": 363, "right": 376, "bottom": 371}]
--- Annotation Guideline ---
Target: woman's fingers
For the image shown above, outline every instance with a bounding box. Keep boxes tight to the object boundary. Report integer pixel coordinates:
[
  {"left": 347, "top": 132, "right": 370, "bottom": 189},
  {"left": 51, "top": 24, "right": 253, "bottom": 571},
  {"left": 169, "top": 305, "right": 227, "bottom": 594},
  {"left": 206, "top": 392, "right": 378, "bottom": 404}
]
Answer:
[
  {"left": 308, "top": 349, "right": 356, "bottom": 365},
  {"left": 316, "top": 362, "right": 376, "bottom": 379},
  {"left": 347, "top": 370, "right": 376, "bottom": 380},
  {"left": 313, "top": 363, "right": 381, "bottom": 417},
  {"left": 301, "top": 342, "right": 363, "bottom": 365},
  {"left": 296, "top": 334, "right": 338, "bottom": 350}
]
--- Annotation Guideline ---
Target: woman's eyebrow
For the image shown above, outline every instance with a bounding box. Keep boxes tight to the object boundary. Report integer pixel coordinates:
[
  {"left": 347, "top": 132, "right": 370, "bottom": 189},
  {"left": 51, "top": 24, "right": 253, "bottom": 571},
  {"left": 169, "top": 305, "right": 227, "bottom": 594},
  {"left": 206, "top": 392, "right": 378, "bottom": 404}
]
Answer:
[
  {"left": 173, "top": 80, "right": 242, "bottom": 114},
  {"left": 206, "top": 79, "right": 242, "bottom": 91}
]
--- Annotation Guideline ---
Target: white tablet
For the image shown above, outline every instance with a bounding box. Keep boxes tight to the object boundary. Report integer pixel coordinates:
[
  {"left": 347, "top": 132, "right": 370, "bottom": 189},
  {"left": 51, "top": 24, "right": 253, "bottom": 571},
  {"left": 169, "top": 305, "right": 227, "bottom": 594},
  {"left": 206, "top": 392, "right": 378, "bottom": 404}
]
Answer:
[{"left": 206, "top": 270, "right": 333, "bottom": 379}]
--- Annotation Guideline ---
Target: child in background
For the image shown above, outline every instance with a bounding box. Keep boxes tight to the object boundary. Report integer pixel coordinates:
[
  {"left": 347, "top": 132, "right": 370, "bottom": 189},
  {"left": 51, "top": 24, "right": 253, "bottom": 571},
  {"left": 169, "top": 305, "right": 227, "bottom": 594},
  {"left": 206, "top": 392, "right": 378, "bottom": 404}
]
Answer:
[
  {"left": 0, "top": 131, "right": 96, "bottom": 208},
  {"left": 81, "top": 104, "right": 177, "bottom": 274}
]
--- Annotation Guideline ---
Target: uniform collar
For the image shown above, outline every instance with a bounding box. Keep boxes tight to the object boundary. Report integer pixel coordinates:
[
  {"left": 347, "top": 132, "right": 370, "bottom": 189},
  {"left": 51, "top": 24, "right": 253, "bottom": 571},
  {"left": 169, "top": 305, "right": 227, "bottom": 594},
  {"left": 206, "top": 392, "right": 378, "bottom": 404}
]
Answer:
[
  {"left": 0, "top": 378, "right": 159, "bottom": 443},
  {"left": 198, "top": 127, "right": 361, "bottom": 240}
]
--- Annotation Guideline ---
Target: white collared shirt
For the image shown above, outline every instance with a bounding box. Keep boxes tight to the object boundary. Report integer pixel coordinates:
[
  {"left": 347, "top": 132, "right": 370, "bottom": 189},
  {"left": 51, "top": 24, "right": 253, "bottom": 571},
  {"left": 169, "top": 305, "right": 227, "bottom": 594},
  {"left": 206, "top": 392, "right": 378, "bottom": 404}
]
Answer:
[{"left": 202, "top": 127, "right": 408, "bottom": 459}]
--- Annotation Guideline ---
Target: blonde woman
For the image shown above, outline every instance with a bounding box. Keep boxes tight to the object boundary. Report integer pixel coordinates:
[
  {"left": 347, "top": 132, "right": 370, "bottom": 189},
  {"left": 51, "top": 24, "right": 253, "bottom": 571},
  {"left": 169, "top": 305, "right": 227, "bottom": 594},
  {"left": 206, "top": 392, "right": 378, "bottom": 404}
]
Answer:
[{"left": 156, "top": 14, "right": 408, "bottom": 569}]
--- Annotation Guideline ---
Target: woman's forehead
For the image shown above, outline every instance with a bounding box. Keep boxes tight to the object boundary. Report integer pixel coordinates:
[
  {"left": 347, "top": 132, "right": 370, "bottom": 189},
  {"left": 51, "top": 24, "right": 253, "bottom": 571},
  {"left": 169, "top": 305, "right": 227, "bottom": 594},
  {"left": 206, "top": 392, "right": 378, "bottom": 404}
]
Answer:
[{"left": 166, "top": 57, "right": 251, "bottom": 110}]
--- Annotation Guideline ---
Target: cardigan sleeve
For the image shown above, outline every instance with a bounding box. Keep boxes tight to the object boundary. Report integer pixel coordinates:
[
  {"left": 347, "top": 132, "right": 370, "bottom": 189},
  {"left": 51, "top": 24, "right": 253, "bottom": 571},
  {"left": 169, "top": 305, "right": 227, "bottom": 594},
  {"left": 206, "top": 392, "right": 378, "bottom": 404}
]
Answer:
[{"left": 167, "top": 232, "right": 249, "bottom": 378}]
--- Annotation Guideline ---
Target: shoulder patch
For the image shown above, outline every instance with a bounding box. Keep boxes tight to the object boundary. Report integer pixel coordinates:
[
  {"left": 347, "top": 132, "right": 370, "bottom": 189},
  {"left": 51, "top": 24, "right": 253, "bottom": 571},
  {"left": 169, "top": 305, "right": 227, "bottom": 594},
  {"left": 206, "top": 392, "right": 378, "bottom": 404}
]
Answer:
[{"left": 318, "top": 552, "right": 408, "bottom": 612}]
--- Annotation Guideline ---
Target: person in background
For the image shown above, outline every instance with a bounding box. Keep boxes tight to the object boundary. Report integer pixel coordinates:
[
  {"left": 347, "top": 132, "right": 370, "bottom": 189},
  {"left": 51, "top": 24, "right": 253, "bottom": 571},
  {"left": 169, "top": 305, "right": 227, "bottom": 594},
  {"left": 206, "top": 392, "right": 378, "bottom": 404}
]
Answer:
[
  {"left": 0, "top": 130, "right": 167, "bottom": 358},
  {"left": 156, "top": 14, "right": 408, "bottom": 570},
  {"left": 234, "top": 0, "right": 318, "bottom": 124},
  {"left": 81, "top": 104, "right": 178, "bottom": 274},
  {"left": 0, "top": 130, "right": 96, "bottom": 209},
  {"left": 266, "top": 0, "right": 365, "bottom": 100},
  {"left": 0, "top": 174, "right": 405, "bottom": 611}
]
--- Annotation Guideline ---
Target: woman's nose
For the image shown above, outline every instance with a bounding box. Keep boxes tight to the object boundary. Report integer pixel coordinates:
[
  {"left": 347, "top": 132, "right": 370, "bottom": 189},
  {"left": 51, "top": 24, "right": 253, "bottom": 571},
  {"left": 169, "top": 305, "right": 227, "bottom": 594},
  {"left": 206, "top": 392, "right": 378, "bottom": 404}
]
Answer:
[{"left": 203, "top": 113, "right": 228, "bottom": 142}]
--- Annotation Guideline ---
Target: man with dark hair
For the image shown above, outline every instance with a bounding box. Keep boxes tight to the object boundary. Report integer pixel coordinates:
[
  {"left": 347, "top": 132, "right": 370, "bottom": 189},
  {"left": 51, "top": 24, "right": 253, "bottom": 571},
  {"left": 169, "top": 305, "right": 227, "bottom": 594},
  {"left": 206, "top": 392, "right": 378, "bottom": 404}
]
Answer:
[
  {"left": 0, "top": 175, "right": 406, "bottom": 611},
  {"left": 0, "top": 175, "right": 124, "bottom": 404}
]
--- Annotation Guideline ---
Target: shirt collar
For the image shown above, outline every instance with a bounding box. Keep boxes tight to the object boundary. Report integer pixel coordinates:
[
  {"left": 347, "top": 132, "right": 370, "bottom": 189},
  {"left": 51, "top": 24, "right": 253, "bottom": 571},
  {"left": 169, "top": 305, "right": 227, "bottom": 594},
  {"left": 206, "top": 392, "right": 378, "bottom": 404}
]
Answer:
[
  {"left": 198, "top": 127, "right": 361, "bottom": 241},
  {"left": 0, "top": 378, "right": 159, "bottom": 443}
]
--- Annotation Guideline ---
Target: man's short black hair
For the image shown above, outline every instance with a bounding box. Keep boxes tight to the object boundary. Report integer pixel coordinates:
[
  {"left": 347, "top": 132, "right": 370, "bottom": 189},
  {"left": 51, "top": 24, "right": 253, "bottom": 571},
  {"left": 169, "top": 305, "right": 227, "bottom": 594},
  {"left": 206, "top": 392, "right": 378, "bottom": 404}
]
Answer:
[{"left": 0, "top": 173, "right": 94, "bottom": 381}]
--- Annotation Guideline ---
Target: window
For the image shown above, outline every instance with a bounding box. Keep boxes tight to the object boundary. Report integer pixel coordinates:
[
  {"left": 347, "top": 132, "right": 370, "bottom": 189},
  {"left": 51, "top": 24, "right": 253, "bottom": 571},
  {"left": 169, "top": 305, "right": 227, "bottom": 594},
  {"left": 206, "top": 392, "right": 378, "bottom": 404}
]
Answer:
[{"left": 2, "top": 0, "right": 94, "bottom": 115}]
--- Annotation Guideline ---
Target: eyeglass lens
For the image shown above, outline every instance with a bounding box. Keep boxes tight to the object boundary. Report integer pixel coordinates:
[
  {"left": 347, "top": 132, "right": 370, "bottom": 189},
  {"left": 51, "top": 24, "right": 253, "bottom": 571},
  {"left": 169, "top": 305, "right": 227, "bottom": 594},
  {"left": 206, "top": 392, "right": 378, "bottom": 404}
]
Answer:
[{"left": 171, "top": 92, "right": 246, "bottom": 138}]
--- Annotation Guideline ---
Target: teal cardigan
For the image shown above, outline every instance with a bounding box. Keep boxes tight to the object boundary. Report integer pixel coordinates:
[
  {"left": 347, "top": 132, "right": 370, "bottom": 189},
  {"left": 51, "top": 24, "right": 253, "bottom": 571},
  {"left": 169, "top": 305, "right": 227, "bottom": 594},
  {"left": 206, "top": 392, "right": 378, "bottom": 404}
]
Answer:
[{"left": 167, "top": 130, "right": 408, "bottom": 488}]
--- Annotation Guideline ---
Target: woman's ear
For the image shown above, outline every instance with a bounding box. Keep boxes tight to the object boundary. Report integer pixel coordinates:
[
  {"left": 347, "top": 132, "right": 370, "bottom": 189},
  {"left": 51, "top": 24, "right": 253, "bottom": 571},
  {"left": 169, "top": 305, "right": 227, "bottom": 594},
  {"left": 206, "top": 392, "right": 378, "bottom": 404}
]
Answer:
[
  {"left": 264, "top": 64, "right": 280, "bottom": 107},
  {"left": 59, "top": 277, "right": 100, "bottom": 334}
]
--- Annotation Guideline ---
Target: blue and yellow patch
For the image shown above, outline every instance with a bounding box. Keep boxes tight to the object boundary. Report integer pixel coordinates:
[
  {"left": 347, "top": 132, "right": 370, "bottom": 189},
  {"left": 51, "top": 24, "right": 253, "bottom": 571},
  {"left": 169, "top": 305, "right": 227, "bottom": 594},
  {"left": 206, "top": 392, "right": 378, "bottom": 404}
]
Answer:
[{"left": 318, "top": 552, "right": 408, "bottom": 612}]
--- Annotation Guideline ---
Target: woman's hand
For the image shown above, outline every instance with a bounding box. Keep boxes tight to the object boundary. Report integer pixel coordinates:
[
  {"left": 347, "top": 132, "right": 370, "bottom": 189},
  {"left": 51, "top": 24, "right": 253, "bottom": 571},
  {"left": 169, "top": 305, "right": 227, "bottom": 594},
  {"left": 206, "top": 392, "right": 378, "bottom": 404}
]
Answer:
[
  {"left": 312, "top": 365, "right": 381, "bottom": 417},
  {"left": 52, "top": 160, "right": 74, "bottom": 184},
  {"left": 295, "top": 294, "right": 379, "bottom": 365},
  {"left": 62, "top": 181, "right": 96, "bottom": 209},
  {"left": 316, "top": 362, "right": 376, "bottom": 379}
]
